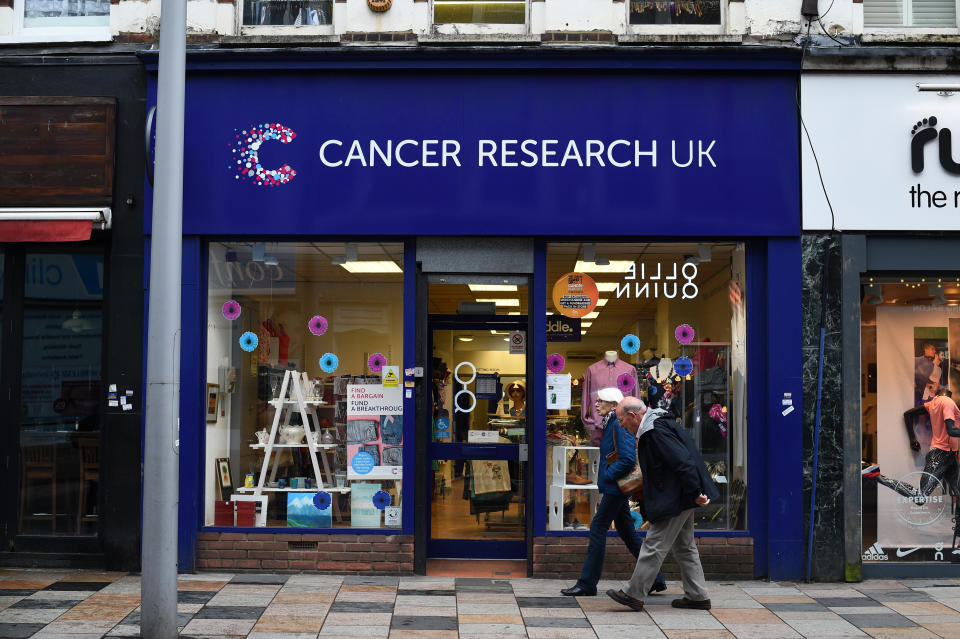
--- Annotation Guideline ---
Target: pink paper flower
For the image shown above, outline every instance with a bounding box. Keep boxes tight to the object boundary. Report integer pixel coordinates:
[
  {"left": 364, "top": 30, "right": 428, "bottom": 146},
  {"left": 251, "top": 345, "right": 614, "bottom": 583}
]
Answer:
[
  {"left": 547, "top": 353, "right": 565, "bottom": 373},
  {"left": 221, "top": 300, "right": 241, "bottom": 320},
  {"left": 368, "top": 352, "right": 386, "bottom": 372},
  {"left": 308, "top": 315, "right": 328, "bottom": 336},
  {"left": 675, "top": 324, "right": 695, "bottom": 344},
  {"left": 617, "top": 373, "right": 635, "bottom": 393}
]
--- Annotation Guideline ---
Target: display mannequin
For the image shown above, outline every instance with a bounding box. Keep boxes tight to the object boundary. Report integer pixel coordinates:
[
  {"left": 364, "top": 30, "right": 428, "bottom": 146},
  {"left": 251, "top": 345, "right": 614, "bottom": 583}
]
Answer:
[
  {"left": 878, "top": 388, "right": 960, "bottom": 552},
  {"left": 582, "top": 352, "right": 639, "bottom": 446},
  {"left": 506, "top": 381, "right": 526, "bottom": 417}
]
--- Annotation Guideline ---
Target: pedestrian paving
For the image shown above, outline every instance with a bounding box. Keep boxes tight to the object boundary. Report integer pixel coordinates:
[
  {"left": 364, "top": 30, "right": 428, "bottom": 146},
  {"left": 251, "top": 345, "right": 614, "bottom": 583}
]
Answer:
[{"left": 2, "top": 568, "right": 960, "bottom": 638}]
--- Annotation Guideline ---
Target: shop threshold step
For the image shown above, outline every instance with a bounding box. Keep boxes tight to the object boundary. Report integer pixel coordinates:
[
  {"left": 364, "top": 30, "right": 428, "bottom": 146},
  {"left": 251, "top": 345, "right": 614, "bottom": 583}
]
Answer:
[
  {"left": 426, "top": 558, "right": 527, "bottom": 578},
  {"left": 0, "top": 551, "right": 106, "bottom": 569}
]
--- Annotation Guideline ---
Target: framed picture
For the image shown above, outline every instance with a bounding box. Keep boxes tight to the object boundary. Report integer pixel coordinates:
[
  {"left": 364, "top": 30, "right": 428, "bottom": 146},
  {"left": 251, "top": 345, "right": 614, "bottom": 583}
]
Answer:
[
  {"left": 206, "top": 383, "right": 220, "bottom": 423},
  {"left": 215, "top": 457, "right": 233, "bottom": 501}
]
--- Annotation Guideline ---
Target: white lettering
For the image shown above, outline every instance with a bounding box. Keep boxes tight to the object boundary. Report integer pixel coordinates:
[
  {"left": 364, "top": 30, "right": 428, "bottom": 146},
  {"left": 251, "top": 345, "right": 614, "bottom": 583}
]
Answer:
[
  {"left": 369, "top": 140, "right": 392, "bottom": 166},
  {"left": 501, "top": 139, "right": 518, "bottom": 167},
  {"left": 672, "top": 140, "right": 694, "bottom": 168},
  {"left": 542, "top": 139, "right": 559, "bottom": 167},
  {"left": 442, "top": 139, "right": 462, "bottom": 167},
  {"left": 585, "top": 139, "right": 605, "bottom": 167},
  {"left": 521, "top": 139, "right": 538, "bottom": 167},
  {"left": 479, "top": 140, "right": 497, "bottom": 166},
  {"left": 395, "top": 139, "right": 418, "bottom": 167},
  {"left": 319, "top": 139, "right": 343, "bottom": 167},
  {"left": 607, "top": 139, "right": 631, "bottom": 168},
  {"left": 561, "top": 140, "right": 583, "bottom": 167},
  {"left": 699, "top": 140, "right": 717, "bottom": 167},
  {"left": 422, "top": 139, "right": 439, "bottom": 167},
  {"left": 345, "top": 140, "right": 368, "bottom": 167},
  {"left": 635, "top": 140, "right": 657, "bottom": 167}
]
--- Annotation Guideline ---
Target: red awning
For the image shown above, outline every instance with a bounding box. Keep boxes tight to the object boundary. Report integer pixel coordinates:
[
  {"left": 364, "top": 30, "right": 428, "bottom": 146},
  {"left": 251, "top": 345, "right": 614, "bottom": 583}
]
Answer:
[{"left": 0, "top": 220, "right": 93, "bottom": 242}]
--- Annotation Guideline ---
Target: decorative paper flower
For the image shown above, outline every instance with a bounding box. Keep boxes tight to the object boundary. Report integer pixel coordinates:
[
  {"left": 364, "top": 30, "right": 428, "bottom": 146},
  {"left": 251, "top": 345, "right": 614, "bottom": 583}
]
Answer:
[
  {"left": 313, "top": 491, "right": 332, "bottom": 511},
  {"left": 547, "top": 353, "right": 565, "bottom": 373},
  {"left": 308, "top": 315, "right": 328, "bottom": 336},
  {"left": 617, "top": 373, "right": 635, "bottom": 393},
  {"left": 319, "top": 353, "right": 339, "bottom": 373},
  {"left": 368, "top": 353, "right": 386, "bottom": 373},
  {"left": 620, "top": 334, "right": 640, "bottom": 355},
  {"left": 221, "top": 300, "right": 241, "bottom": 321},
  {"left": 239, "top": 331, "right": 259, "bottom": 352},
  {"left": 647, "top": 385, "right": 658, "bottom": 397},
  {"left": 664, "top": 391, "right": 674, "bottom": 401},
  {"left": 372, "top": 490, "right": 391, "bottom": 510},
  {"left": 674, "top": 356, "right": 693, "bottom": 377},
  {"left": 675, "top": 324, "right": 695, "bottom": 345}
]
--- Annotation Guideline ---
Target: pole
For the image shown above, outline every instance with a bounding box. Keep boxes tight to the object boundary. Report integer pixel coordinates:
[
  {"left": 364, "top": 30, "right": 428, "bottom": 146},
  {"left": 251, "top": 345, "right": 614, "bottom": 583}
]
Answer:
[{"left": 142, "top": 0, "right": 186, "bottom": 636}]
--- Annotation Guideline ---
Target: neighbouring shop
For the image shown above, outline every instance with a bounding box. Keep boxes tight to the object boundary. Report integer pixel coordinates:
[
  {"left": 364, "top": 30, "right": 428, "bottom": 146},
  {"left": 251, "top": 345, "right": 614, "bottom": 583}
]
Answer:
[
  {"left": 0, "top": 58, "right": 146, "bottom": 570},
  {"left": 802, "top": 73, "right": 960, "bottom": 579},
  {"left": 151, "top": 49, "right": 804, "bottom": 580}
]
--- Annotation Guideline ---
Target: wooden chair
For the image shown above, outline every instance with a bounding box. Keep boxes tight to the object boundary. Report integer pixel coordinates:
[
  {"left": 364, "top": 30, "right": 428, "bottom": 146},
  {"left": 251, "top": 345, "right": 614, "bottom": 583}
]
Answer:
[
  {"left": 75, "top": 436, "right": 100, "bottom": 533},
  {"left": 19, "top": 436, "right": 56, "bottom": 533}
]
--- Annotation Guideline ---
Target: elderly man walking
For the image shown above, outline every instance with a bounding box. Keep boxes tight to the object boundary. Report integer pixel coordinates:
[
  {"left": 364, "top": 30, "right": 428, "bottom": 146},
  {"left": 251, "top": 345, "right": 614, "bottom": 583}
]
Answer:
[{"left": 606, "top": 396, "right": 719, "bottom": 612}]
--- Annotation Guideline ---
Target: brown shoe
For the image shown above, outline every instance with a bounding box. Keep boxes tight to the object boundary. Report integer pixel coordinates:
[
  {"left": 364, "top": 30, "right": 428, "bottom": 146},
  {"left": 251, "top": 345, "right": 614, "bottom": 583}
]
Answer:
[
  {"left": 566, "top": 473, "right": 591, "bottom": 485},
  {"left": 606, "top": 589, "right": 644, "bottom": 611},
  {"left": 672, "top": 597, "right": 711, "bottom": 610}
]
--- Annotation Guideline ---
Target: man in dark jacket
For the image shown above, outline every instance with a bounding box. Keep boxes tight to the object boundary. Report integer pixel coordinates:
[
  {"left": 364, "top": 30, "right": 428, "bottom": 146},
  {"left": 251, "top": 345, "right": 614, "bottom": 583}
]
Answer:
[
  {"left": 560, "top": 388, "right": 665, "bottom": 596},
  {"left": 607, "top": 397, "right": 720, "bottom": 612}
]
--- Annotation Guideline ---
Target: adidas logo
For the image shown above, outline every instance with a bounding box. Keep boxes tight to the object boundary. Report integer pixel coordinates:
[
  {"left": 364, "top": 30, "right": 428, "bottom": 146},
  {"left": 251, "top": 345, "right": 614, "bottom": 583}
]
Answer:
[{"left": 862, "top": 543, "right": 889, "bottom": 561}]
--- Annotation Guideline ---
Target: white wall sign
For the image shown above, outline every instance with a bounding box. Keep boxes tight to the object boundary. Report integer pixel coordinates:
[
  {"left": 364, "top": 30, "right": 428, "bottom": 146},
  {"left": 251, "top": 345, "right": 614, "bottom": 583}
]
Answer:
[{"left": 803, "top": 74, "right": 960, "bottom": 231}]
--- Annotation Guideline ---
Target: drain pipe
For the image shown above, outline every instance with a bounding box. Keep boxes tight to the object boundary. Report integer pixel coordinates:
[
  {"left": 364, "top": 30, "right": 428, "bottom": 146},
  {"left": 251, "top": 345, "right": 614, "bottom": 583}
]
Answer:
[{"left": 805, "top": 238, "right": 831, "bottom": 582}]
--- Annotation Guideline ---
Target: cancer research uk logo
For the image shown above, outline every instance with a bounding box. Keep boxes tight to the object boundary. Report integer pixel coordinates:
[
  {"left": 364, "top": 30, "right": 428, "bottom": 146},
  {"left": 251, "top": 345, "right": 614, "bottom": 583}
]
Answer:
[{"left": 230, "top": 123, "right": 297, "bottom": 186}]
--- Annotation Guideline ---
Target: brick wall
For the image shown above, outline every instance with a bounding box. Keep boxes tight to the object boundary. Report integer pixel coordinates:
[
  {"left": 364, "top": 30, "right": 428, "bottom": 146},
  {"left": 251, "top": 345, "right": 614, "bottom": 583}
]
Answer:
[
  {"left": 532, "top": 536, "right": 754, "bottom": 580},
  {"left": 197, "top": 532, "right": 414, "bottom": 573}
]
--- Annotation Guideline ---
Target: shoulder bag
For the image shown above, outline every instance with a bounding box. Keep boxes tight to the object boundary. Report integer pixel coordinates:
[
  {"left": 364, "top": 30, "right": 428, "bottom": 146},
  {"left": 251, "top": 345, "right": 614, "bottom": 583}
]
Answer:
[{"left": 605, "top": 424, "right": 644, "bottom": 496}]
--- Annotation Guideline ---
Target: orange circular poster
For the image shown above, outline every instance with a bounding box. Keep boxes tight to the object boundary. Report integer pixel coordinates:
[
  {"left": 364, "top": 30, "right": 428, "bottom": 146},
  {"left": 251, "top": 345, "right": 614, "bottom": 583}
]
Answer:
[{"left": 552, "top": 272, "right": 599, "bottom": 318}]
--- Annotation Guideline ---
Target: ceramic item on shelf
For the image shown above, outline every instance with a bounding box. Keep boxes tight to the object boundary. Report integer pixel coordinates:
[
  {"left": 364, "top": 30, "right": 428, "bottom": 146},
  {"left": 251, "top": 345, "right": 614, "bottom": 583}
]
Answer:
[
  {"left": 321, "top": 429, "right": 335, "bottom": 444},
  {"left": 307, "top": 430, "right": 320, "bottom": 445},
  {"left": 255, "top": 429, "right": 270, "bottom": 445},
  {"left": 280, "top": 424, "right": 305, "bottom": 444}
]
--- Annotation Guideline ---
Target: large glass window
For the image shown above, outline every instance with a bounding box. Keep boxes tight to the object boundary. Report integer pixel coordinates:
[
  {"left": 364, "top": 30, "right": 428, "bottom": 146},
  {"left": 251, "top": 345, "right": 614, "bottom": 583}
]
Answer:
[
  {"left": 629, "top": 1, "right": 722, "bottom": 26},
  {"left": 18, "top": 252, "right": 104, "bottom": 537},
  {"left": 23, "top": 0, "right": 110, "bottom": 28},
  {"left": 865, "top": 0, "right": 957, "bottom": 28},
  {"left": 205, "top": 242, "right": 404, "bottom": 529},
  {"left": 545, "top": 242, "right": 747, "bottom": 531},
  {"left": 242, "top": 0, "right": 333, "bottom": 27},
  {"left": 434, "top": 0, "right": 525, "bottom": 25},
  {"left": 861, "top": 276, "right": 960, "bottom": 562}
]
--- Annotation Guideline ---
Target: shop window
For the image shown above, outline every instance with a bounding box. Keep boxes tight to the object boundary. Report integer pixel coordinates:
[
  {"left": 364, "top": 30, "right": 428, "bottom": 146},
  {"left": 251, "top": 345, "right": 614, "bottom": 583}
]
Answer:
[
  {"left": 628, "top": 1, "right": 723, "bottom": 27},
  {"left": 545, "top": 242, "right": 747, "bottom": 532},
  {"left": 240, "top": 0, "right": 333, "bottom": 31},
  {"left": 861, "top": 276, "right": 960, "bottom": 563},
  {"left": 1, "top": 0, "right": 110, "bottom": 42},
  {"left": 205, "top": 242, "right": 404, "bottom": 530},
  {"left": 865, "top": 0, "right": 957, "bottom": 28},
  {"left": 434, "top": 0, "right": 526, "bottom": 25}
]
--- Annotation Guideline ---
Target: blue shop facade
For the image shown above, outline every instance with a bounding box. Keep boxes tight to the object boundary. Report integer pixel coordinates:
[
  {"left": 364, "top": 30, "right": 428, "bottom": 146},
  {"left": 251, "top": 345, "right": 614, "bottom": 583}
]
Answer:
[{"left": 145, "top": 49, "right": 805, "bottom": 580}]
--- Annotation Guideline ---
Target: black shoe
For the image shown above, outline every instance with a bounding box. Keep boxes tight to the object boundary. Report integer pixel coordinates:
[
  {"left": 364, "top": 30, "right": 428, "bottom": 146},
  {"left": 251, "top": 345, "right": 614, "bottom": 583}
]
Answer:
[
  {"left": 561, "top": 585, "right": 596, "bottom": 596},
  {"left": 606, "top": 589, "right": 644, "bottom": 611},
  {"left": 648, "top": 581, "right": 667, "bottom": 595},
  {"left": 672, "top": 597, "right": 711, "bottom": 610}
]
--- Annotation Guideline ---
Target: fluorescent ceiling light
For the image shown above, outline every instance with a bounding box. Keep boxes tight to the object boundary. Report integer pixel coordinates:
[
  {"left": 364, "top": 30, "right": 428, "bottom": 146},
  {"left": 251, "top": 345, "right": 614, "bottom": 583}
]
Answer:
[
  {"left": 475, "top": 298, "right": 520, "bottom": 307},
  {"left": 583, "top": 311, "right": 599, "bottom": 320},
  {"left": 596, "top": 282, "right": 620, "bottom": 292},
  {"left": 340, "top": 260, "right": 402, "bottom": 273},
  {"left": 581, "top": 321, "right": 593, "bottom": 327},
  {"left": 581, "top": 330, "right": 588, "bottom": 335},
  {"left": 458, "top": 335, "right": 474, "bottom": 342},
  {"left": 596, "top": 299, "right": 608, "bottom": 307},
  {"left": 507, "top": 312, "right": 521, "bottom": 315},
  {"left": 468, "top": 284, "right": 518, "bottom": 292},
  {"left": 503, "top": 338, "right": 510, "bottom": 342},
  {"left": 574, "top": 260, "right": 634, "bottom": 273}
]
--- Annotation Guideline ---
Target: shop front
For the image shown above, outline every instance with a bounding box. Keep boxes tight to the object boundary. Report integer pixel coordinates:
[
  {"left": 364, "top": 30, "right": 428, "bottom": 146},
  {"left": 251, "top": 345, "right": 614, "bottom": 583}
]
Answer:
[
  {"left": 158, "top": 50, "right": 804, "bottom": 580},
  {"left": 802, "top": 74, "right": 960, "bottom": 578}
]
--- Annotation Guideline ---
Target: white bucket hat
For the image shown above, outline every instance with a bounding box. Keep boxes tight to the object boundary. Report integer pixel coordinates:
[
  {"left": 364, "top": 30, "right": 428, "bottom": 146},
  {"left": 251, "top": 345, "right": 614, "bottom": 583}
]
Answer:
[{"left": 597, "top": 387, "right": 624, "bottom": 403}]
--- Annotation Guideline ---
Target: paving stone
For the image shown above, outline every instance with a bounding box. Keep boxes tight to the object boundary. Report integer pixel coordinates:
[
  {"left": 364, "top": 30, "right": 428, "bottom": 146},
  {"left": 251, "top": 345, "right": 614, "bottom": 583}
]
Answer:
[
  {"left": 395, "top": 589, "right": 456, "bottom": 596},
  {"left": 523, "top": 615, "right": 591, "bottom": 627},
  {"left": 765, "top": 603, "right": 830, "bottom": 612},
  {"left": 457, "top": 603, "right": 521, "bottom": 615},
  {"left": 229, "top": 574, "right": 290, "bottom": 585},
  {"left": 838, "top": 612, "right": 918, "bottom": 628},
  {"left": 193, "top": 605, "right": 266, "bottom": 619},
  {"left": 780, "top": 618, "right": 867, "bottom": 636},
  {"left": 866, "top": 591, "right": 934, "bottom": 603},
  {"left": 515, "top": 596, "right": 580, "bottom": 608},
  {"left": 43, "top": 581, "right": 111, "bottom": 591},
  {"left": 9, "top": 598, "right": 75, "bottom": 609},
  {"left": 248, "top": 634, "right": 320, "bottom": 639},
  {"left": 527, "top": 628, "right": 597, "bottom": 639},
  {"left": 180, "top": 617, "right": 257, "bottom": 635},
  {"left": 455, "top": 579, "right": 513, "bottom": 593},
  {"left": 0, "top": 622, "right": 46, "bottom": 638},
  {"left": 520, "top": 606, "right": 585, "bottom": 618},
  {"left": 0, "top": 607, "right": 68, "bottom": 623},
  {"left": 252, "top": 615, "right": 325, "bottom": 633},
  {"left": 394, "top": 595, "right": 457, "bottom": 607},
  {"left": 342, "top": 576, "right": 400, "bottom": 586},
  {"left": 330, "top": 601, "right": 396, "bottom": 612},
  {"left": 721, "top": 625, "right": 802, "bottom": 639},
  {"left": 390, "top": 615, "right": 459, "bottom": 630},
  {"left": 457, "top": 623, "right": 527, "bottom": 635},
  {"left": 591, "top": 625, "right": 668, "bottom": 639},
  {"left": 0, "top": 591, "right": 37, "bottom": 598},
  {"left": 319, "top": 625, "right": 390, "bottom": 637},
  {"left": 816, "top": 597, "right": 886, "bottom": 608},
  {"left": 178, "top": 590, "right": 216, "bottom": 603},
  {"left": 856, "top": 629, "right": 939, "bottom": 639}
]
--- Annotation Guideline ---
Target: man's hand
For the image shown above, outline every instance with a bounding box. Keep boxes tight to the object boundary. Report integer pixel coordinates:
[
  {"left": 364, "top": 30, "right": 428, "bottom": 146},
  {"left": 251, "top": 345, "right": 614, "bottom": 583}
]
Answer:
[
  {"left": 911, "top": 440, "right": 921, "bottom": 452},
  {"left": 695, "top": 494, "right": 710, "bottom": 506}
]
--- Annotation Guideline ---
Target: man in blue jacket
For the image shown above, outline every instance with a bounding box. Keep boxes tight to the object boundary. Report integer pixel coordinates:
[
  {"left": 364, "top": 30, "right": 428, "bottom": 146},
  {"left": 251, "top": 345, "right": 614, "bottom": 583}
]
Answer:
[
  {"left": 607, "top": 396, "right": 720, "bottom": 612},
  {"left": 561, "top": 388, "right": 666, "bottom": 597}
]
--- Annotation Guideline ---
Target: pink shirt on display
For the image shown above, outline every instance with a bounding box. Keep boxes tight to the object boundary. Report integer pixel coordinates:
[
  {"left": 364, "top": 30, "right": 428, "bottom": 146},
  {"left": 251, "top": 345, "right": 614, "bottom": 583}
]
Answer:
[
  {"left": 581, "top": 358, "right": 639, "bottom": 434},
  {"left": 925, "top": 395, "right": 960, "bottom": 452}
]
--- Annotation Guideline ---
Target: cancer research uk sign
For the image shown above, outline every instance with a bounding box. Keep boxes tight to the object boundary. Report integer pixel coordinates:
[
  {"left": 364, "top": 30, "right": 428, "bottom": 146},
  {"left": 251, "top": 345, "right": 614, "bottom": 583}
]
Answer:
[
  {"left": 165, "top": 72, "right": 800, "bottom": 237},
  {"left": 803, "top": 74, "right": 960, "bottom": 231},
  {"left": 346, "top": 382, "right": 404, "bottom": 481}
]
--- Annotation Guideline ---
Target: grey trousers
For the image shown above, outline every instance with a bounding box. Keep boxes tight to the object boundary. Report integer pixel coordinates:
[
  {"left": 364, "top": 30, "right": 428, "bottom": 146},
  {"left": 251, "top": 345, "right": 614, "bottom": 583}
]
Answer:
[{"left": 621, "top": 507, "right": 709, "bottom": 603}]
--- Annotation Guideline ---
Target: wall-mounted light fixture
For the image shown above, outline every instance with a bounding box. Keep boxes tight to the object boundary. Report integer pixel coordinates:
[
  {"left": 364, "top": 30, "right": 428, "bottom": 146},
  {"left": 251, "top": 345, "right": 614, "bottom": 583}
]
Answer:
[{"left": 917, "top": 83, "right": 960, "bottom": 97}]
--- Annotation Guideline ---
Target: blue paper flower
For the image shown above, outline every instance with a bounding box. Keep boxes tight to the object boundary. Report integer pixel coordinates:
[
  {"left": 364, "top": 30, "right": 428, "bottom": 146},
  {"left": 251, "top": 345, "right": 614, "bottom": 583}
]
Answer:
[
  {"left": 620, "top": 334, "right": 640, "bottom": 355},
  {"left": 319, "top": 353, "right": 339, "bottom": 373},
  {"left": 239, "top": 331, "right": 259, "bottom": 352},
  {"left": 674, "top": 356, "right": 693, "bottom": 377},
  {"left": 313, "top": 491, "right": 332, "bottom": 511},
  {"left": 372, "top": 490, "right": 391, "bottom": 510},
  {"left": 648, "top": 385, "right": 658, "bottom": 397}
]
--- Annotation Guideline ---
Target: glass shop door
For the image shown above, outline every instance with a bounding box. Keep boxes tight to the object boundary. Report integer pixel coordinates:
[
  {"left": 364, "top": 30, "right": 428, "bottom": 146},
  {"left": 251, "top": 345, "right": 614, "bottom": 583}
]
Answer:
[{"left": 426, "top": 279, "right": 531, "bottom": 559}]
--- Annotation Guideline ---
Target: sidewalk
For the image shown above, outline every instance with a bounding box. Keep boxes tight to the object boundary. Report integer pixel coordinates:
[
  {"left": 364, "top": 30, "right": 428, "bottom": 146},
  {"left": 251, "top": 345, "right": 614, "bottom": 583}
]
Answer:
[{"left": 2, "top": 568, "right": 960, "bottom": 638}]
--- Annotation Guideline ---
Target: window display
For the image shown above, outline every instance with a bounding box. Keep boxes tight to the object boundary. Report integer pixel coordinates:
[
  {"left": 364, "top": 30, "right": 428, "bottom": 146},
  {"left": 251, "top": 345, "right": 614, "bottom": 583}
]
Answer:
[
  {"left": 205, "top": 242, "right": 403, "bottom": 529},
  {"left": 862, "top": 278, "right": 960, "bottom": 561},
  {"left": 546, "top": 242, "right": 747, "bottom": 532}
]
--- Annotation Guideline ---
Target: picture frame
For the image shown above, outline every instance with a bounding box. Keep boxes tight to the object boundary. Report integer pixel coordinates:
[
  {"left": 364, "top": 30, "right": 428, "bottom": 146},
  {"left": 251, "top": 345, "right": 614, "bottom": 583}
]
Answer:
[
  {"left": 206, "top": 383, "right": 220, "bottom": 423},
  {"left": 215, "top": 457, "right": 233, "bottom": 501}
]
